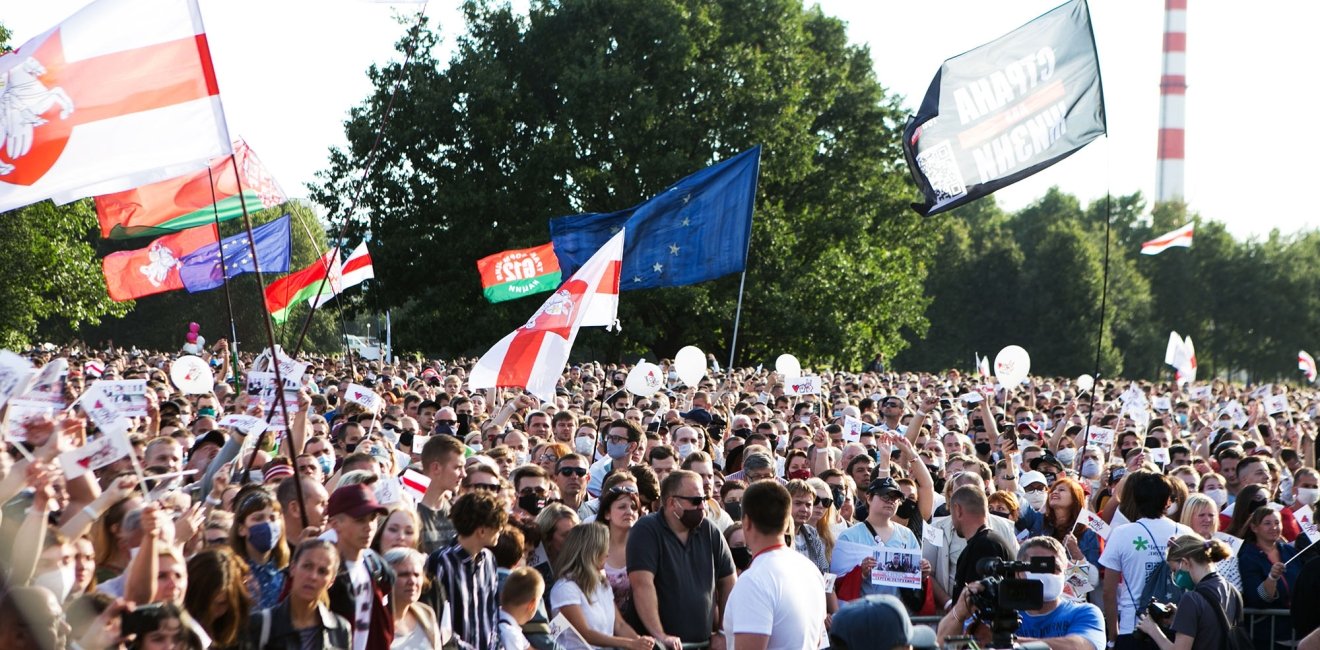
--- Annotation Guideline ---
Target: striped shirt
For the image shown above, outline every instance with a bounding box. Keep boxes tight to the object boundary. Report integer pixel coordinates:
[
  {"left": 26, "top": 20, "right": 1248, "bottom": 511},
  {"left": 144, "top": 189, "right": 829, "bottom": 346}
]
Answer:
[{"left": 426, "top": 543, "right": 499, "bottom": 650}]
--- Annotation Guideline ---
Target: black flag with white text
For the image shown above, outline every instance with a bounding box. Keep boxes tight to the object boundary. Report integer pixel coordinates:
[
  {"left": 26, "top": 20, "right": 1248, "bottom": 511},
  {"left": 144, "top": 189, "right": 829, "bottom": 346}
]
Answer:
[{"left": 903, "top": 0, "right": 1106, "bottom": 217}]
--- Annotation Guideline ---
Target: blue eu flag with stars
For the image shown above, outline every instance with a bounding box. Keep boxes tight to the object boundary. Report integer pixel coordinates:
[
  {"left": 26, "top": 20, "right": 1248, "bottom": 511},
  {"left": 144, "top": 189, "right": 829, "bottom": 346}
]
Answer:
[
  {"left": 179, "top": 214, "right": 292, "bottom": 293},
  {"left": 549, "top": 146, "right": 759, "bottom": 290}
]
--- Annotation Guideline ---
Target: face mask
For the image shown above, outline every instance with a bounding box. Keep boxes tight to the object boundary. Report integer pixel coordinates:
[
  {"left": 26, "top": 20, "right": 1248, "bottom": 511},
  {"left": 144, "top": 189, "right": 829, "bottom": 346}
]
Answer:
[
  {"left": 724, "top": 501, "right": 743, "bottom": 521},
  {"left": 1205, "top": 488, "right": 1229, "bottom": 508},
  {"left": 575, "top": 436, "right": 596, "bottom": 455},
  {"left": 1176, "top": 413, "right": 1189, "bottom": 426},
  {"left": 677, "top": 443, "right": 695, "bottom": 459},
  {"left": 931, "top": 477, "right": 947, "bottom": 494},
  {"left": 607, "top": 441, "right": 631, "bottom": 460},
  {"left": 469, "top": 442, "right": 484, "bottom": 452},
  {"left": 1024, "top": 490, "right": 1047, "bottom": 512},
  {"left": 974, "top": 442, "right": 992, "bottom": 456},
  {"left": 896, "top": 498, "right": 917, "bottom": 520},
  {"left": 1165, "top": 502, "right": 1179, "bottom": 517},
  {"left": 32, "top": 565, "right": 75, "bottom": 602},
  {"left": 1172, "top": 562, "right": 1197, "bottom": 590},
  {"left": 198, "top": 406, "right": 217, "bottom": 418},
  {"left": 788, "top": 468, "right": 812, "bottom": 481},
  {"left": 518, "top": 494, "right": 547, "bottom": 516},
  {"left": 730, "top": 546, "right": 753, "bottom": 571},
  {"left": 515, "top": 452, "right": 531, "bottom": 466},
  {"left": 677, "top": 504, "right": 705, "bottom": 530},
  {"left": 1299, "top": 488, "right": 1320, "bottom": 506},
  {"left": 1056, "top": 448, "right": 1076, "bottom": 465},
  {"left": 1081, "top": 459, "right": 1101, "bottom": 479},
  {"left": 317, "top": 455, "right": 334, "bottom": 476},
  {"left": 248, "top": 521, "right": 281, "bottom": 553},
  {"left": 831, "top": 487, "right": 846, "bottom": 510},
  {"left": 1026, "top": 572, "right": 1065, "bottom": 601},
  {"left": 732, "top": 427, "right": 752, "bottom": 439},
  {"left": 435, "top": 423, "right": 455, "bottom": 437}
]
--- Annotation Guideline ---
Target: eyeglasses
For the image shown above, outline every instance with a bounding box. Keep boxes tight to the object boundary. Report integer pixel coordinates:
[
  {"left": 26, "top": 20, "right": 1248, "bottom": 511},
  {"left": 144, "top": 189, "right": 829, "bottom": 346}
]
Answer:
[
  {"left": 876, "top": 493, "right": 903, "bottom": 503},
  {"left": 519, "top": 487, "right": 548, "bottom": 497},
  {"left": 605, "top": 434, "right": 629, "bottom": 445},
  {"left": 672, "top": 494, "right": 706, "bottom": 506},
  {"left": 814, "top": 497, "right": 832, "bottom": 509},
  {"left": 609, "top": 485, "right": 639, "bottom": 495},
  {"left": 436, "top": 419, "right": 457, "bottom": 426},
  {"left": 557, "top": 467, "right": 588, "bottom": 478},
  {"left": 469, "top": 482, "right": 501, "bottom": 491}
]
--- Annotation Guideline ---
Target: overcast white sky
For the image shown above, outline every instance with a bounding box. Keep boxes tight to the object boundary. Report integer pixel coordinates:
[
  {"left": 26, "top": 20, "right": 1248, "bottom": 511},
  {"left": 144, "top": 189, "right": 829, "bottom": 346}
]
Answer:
[{"left": 6, "top": 0, "right": 1314, "bottom": 238}]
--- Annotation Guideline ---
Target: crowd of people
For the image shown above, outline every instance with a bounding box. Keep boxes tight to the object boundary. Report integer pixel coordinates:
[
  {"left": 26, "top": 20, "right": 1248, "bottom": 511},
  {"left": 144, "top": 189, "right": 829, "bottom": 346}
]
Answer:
[{"left": 3, "top": 342, "right": 1320, "bottom": 650}]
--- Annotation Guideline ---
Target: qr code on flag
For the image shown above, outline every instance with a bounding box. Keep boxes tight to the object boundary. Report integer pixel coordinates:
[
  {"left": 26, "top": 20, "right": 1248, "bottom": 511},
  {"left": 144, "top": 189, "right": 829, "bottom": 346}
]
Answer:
[{"left": 916, "top": 140, "right": 967, "bottom": 204}]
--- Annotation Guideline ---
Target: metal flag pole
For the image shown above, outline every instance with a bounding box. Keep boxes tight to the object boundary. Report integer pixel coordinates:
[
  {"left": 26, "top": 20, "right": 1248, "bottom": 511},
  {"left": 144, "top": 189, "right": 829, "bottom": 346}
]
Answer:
[
  {"left": 228, "top": 154, "right": 309, "bottom": 529},
  {"left": 206, "top": 164, "right": 242, "bottom": 391},
  {"left": 726, "top": 148, "right": 762, "bottom": 371}
]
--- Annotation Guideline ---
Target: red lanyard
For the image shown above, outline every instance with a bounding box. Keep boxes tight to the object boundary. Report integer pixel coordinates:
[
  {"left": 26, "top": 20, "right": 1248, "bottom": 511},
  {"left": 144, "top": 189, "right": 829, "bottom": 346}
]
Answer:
[{"left": 752, "top": 543, "right": 786, "bottom": 565}]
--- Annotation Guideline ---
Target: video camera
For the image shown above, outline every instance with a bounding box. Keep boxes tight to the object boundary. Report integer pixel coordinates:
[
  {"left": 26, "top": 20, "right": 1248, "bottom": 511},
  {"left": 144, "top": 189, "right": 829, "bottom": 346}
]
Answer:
[{"left": 966, "top": 556, "right": 1058, "bottom": 649}]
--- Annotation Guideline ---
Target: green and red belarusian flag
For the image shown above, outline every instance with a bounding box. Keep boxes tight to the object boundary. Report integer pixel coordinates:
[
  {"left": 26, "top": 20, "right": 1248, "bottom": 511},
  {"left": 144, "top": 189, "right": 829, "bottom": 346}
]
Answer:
[
  {"left": 94, "top": 139, "right": 284, "bottom": 239},
  {"left": 265, "top": 249, "right": 340, "bottom": 324},
  {"left": 476, "top": 242, "right": 561, "bottom": 303}
]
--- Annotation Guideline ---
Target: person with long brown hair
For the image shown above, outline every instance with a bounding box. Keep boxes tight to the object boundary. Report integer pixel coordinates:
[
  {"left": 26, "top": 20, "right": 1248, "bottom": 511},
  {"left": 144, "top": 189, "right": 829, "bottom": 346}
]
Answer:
[
  {"left": 184, "top": 548, "right": 252, "bottom": 650},
  {"left": 227, "top": 488, "right": 290, "bottom": 611},
  {"left": 91, "top": 493, "right": 142, "bottom": 583},
  {"left": 248, "top": 539, "right": 351, "bottom": 650}
]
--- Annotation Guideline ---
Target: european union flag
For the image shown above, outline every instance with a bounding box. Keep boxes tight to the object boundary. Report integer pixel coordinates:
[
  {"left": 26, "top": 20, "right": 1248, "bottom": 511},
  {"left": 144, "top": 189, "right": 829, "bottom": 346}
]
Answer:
[
  {"left": 179, "top": 215, "right": 292, "bottom": 293},
  {"left": 549, "top": 146, "right": 759, "bottom": 290}
]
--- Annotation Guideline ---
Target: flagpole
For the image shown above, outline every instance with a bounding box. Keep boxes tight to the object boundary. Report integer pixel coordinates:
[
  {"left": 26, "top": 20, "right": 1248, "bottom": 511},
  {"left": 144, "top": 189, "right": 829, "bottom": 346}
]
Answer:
[
  {"left": 229, "top": 155, "right": 309, "bottom": 529},
  {"left": 726, "top": 148, "right": 761, "bottom": 371},
  {"left": 206, "top": 165, "right": 242, "bottom": 391}
]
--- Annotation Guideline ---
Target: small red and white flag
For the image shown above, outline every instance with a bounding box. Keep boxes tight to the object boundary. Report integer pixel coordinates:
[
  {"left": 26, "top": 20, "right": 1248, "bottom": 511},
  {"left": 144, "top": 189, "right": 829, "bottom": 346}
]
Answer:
[
  {"left": 975, "top": 353, "right": 991, "bottom": 379},
  {"left": 469, "top": 230, "right": 625, "bottom": 401},
  {"left": 401, "top": 469, "right": 430, "bottom": 502},
  {"left": 83, "top": 359, "right": 105, "bottom": 378},
  {"left": 1165, "top": 332, "right": 1197, "bottom": 385},
  {"left": 308, "top": 241, "right": 374, "bottom": 309},
  {"left": 0, "top": 0, "right": 232, "bottom": 213},
  {"left": 1300, "top": 351, "right": 1317, "bottom": 383},
  {"left": 1141, "top": 222, "right": 1195, "bottom": 255}
]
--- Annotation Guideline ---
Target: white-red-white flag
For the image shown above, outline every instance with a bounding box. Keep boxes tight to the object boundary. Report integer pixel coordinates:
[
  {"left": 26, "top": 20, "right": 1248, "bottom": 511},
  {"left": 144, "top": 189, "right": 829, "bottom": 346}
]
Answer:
[
  {"left": 308, "top": 242, "right": 373, "bottom": 309},
  {"left": 469, "top": 230, "right": 624, "bottom": 401},
  {"left": 1165, "top": 332, "right": 1196, "bottom": 385},
  {"left": 0, "top": 0, "right": 231, "bottom": 213},
  {"left": 1300, "top": 351, "right": 1317, "bottom": 383},
  {"left": 1141, "top": 222, "right": 1195, "bottom": 255}
]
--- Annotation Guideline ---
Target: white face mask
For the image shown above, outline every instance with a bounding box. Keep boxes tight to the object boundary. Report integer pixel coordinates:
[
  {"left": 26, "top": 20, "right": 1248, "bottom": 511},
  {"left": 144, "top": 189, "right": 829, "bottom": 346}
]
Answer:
[
  {"left": 1080, "top": 459, "right": 1101, "bottom": 479},
  {"left": 574, "top": 436, "right": 595, "bottom": 455},
  {"left": 677, "top": 443, "right": 695, "bottom": 459},
  {"left": 1298, "top": 487, "right": 1320, "bottom": 506},
  {"left": 1165, "top": 501, "right": 1179, "bottom": 517},
  {"left": 1026, "top": 571, "right": 1065, "bottom": 602},
  {"left": 1024, "top": 490, "right": 1047, "bottom": 512},
  {"left": 1205, "top": 488, "right": 1229, "bottom": 508},
  {"left": 1056, "top": 448, "right": 1076, "bottom": 466},
  {"left": 33, "top": 565, "right": 75, "bottom": 602}
]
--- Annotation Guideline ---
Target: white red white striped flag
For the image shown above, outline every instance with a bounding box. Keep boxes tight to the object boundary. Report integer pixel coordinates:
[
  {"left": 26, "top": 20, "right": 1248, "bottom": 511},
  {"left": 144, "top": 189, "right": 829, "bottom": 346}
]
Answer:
[
  {"left": 1141, "top": 222, "right": 1195, "bottom": 255},
  {"left": 0, "top": 0, "right": 232, "bottom": 213},
  {"left": 308, "top": 242, "right": 374, "bottom": 309},
  {"left": 401, "top": 469, "right": 430, "bottom": 502},
  {"left": 469, "top": 230, "right": 625, "bottom": 401},
  {"left": 1301, "top": 351, "right": 1317, "bottom": 383},
  {"left": 1165, "top": 332, "right": 1197, "bottom": 385}
]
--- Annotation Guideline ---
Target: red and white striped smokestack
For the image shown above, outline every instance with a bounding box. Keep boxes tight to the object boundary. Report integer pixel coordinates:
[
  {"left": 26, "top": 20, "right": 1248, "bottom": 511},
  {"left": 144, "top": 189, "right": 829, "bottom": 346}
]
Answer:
[{"left": 1156, "top": 0, "right": 1187, "bottom": 203}]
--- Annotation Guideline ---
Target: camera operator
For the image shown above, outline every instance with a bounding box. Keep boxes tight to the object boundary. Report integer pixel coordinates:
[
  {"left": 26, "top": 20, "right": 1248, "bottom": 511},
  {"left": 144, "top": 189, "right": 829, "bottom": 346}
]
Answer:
[
  {"left": 1134, "top": 533, "right": 1243, "bottom": 650},
  {"left": 936, "top": 536, "right": 1105, "bottom": 650}
]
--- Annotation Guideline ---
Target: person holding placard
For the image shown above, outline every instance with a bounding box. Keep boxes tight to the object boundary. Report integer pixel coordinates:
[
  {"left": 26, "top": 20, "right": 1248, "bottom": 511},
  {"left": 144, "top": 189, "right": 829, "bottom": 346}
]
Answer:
[{"left": 835, "top": 477, "right": 922, "bottom": 602}]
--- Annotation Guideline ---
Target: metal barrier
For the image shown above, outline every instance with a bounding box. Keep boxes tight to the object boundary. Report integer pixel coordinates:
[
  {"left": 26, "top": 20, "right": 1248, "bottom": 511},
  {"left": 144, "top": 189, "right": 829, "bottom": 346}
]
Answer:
[{"left": 906, "top": 609, "right": 1300, "bottom": 648}]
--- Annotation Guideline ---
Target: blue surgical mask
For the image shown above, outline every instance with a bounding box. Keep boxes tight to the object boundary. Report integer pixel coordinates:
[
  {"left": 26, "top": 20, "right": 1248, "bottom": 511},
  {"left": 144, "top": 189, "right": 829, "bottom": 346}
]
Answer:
[
  {"left": 1176, "top": 413, "right": 1189, "bottom": 426},
  {"left": 607, "top": 440, "right": 631, "bottom": 460},
  {"left": 248, "top": 521, "right": 281, "bottom": 553},
  {"left": 317, "top": 455, "right": 334, "bottom": 476}
]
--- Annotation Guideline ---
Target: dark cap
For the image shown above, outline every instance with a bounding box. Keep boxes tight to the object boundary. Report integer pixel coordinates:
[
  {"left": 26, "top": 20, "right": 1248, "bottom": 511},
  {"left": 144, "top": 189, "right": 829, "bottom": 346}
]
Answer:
[
  {"left": 189, "top": 430, "right": 226, "bottom": 458},
  {"left": 829, "top": 594, "right": 937, "bottom": 649},
  {"left": 679, "top": 408, "right": 713, "bottom": 426},
  {"left": 1030, "top": 451, "right": 1064, "bottom": 472},
  {"left": 866, "top": 477, "right": 903, "bottom": 498},
  {"left": 326, "top": 483, "right": 388, "bottom": 519}
]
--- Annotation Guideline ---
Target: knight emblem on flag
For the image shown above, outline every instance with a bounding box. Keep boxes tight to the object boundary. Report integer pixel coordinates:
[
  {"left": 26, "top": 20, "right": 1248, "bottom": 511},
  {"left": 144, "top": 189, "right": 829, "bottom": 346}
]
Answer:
[{"left": 0, "top": 56, "right": 76, "bottom": 176}]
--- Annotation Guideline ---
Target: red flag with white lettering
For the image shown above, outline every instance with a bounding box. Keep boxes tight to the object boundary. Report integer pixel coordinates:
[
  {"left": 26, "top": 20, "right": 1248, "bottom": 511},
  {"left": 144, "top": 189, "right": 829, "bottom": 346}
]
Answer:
[{"left": 0, "top": 0, "right": 231, "bottom": 213}]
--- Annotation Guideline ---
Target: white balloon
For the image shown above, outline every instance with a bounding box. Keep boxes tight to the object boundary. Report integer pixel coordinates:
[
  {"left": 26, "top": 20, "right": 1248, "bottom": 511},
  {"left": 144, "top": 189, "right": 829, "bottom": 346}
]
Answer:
[
  {"left": 170, "top": 355, "right": 214, "bottom": 394},
  {"left": 993, "top": 345, "right": 1031, "bottom": 387},
  {"left": 775, "top": 354, "right": 801, "bottom": 379},
  {"left": 674, "top": 346, "right": 706, "bottom": 387},
  {"left": 1076, "top": 374, "right": 1095, "bottom": 392},
  {"left": 625, "top": 362, "right": 665, "bottom": 396}
]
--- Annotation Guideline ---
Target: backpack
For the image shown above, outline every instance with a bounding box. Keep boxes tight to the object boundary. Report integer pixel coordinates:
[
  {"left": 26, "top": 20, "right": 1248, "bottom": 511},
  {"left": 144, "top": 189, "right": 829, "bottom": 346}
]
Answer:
[
  {"left": 1134, "top": 522, "right": 1187, "bottom": 608},
  {"left": 1193, "top": 581, "right": 1252, "bottom": 650}
]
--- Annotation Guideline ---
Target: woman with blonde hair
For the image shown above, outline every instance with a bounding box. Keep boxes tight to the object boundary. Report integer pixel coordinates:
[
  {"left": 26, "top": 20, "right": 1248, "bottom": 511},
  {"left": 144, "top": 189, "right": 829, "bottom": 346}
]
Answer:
[
  {"left": 806, "top": 477, "right": 837, "bottom": 561},
  {"left": 1179, "top": 494, "right": 1240, "bottom": 589},
  {"left": 1135, "top": 533, "right": 1242, "bottom": 650},
  {"left": 549, "top": 524, "right": 653, "bottom": 650},
  {"left": 372, "top": 507, "right": 421, "bottom": 553}
]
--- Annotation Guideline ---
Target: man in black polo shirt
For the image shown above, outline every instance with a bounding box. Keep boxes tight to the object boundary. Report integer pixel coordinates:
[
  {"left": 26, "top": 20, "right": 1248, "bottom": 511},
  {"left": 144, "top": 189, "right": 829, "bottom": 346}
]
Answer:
[
  {"left": 949, "top": 484, "right": 1013, "bottom": 602},
  {"left": 627, "top": 469, "right": 737, "bottom": 650}
]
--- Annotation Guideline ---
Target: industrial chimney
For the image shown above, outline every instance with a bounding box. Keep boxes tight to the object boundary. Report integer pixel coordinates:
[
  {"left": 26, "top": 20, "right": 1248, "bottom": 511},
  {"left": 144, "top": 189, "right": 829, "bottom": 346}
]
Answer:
[{"left": 1156, "top": 0, "right": 1187, "bottom": 203}]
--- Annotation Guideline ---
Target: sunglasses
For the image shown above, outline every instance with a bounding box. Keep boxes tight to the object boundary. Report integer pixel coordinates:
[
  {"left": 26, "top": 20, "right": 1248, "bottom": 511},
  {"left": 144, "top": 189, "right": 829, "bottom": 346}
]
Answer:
[
  {"left": 469, "top": 482, "right": 501, "bottom": 491},
  {"left": 672, "top": 494, "right": 706, "bottom": 506},
  {"left": 609, "top": 485, "right": 639, "bottom": 495},
  {"left": 557, "top": 467, "right": 588, "bottom": 478},
  {"left": 814, "top": 497, "right": 832, "bottom": 509},
  {"left": 436, "top": 419, "right": 457, "bottom": 426},
  {"left": 519, "top": 487, "right": 548, "bottom": 496}
]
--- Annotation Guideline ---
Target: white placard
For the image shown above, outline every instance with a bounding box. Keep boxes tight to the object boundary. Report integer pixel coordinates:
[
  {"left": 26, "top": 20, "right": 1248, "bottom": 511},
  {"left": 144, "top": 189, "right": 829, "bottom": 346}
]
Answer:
[
  {"left": 870, "top": 548, "right": 923, "bottom": 589},
  {"left": 1152, "top": 396, "right": 1172, "bottom": 412},
  {"left": 841, "top": 416, "right": 864, "bottom": 443},
  {"left": 59, "top": 433, "right": 131, "bottom": 479},
  {"left": 1214, "top": 531, "right": 1245, "bottom": 556},
  {"left": 0, "top": 350, "right": 34, "bottom": 410},
  {"left": 97, "top": 380, "right": 148, "bottom": 417},
  {"left": 1295, "top": 505, "right": 1320, "bottom": 543},
  {"left": 1190, "top": 386, "right": 1212, "bottom": 401},
  {"left": 823, "top": 572, "right": 837, "bottom": 594},
  {"left": 923, "top": 526, "right": 945, "bottom": 548},
  {"left": 77, "top": 383, "right": 132, "bottom": 436},
  {"left": 412, "top": 434, "right": 432, "bottom": 453},
  {"left": 246, "top": 372, "right": 302, "bottom": 413},
  {"left": 786, "top": 376, "right": 821, "bottom": 396},
  {"left": 218, "top": 414, "right": 268, "bottom": 436},
  {"left": 548, "top": 612, "right": 591, "bottom": 650},
  {"left": 375, "top": 477, "right": 402, "bottom": 506},
  {"left": 1265, "top": 394, "right": 1290, "bottom": 415},
  {"left": 1084, "top": 426, "right": 1115, "bottom": 448},
  {"left": 345, "top": 383, "right": 384, "bottom": 412},
  {"left": 1251, "top": 384, "right": 1274, "bottom": 399},
  {"left": 1147, "top": 447, "right": 1170, "bottom": 465},
  {"left": 21, "top": 358, "right": 68, "bottom": 407},
  {"left": 959, "top": 392, "right": 983, "bottom": 404},
  {"left": 1078, "top": 508, "right": 1111, "bottom": 540},
  {"left": 4, "top": 398, "right": 54, "bottom": 442}
]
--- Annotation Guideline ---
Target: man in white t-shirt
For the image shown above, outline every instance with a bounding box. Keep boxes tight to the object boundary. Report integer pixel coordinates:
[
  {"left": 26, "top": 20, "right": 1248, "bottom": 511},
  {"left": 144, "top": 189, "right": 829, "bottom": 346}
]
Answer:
[
  {"left": 725, "top": 480, "right": 826, "bottom": 650},
  {"left": 1099, "top": 471, "right": 1192, "bottom": 650}
]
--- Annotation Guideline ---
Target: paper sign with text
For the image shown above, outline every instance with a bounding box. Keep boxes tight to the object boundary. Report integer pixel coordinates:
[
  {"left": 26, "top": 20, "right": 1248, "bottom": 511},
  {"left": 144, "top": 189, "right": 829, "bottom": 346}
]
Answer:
[
  {"left": 1296, "top": 505, "right": 1320, "bottom": 543},
  {"left": 871, "top": 548, "right": 923, "bottom": 589},
  {"left": 97, "top": 380, "right": 148, "bottom": 417},
  {"left": 960, "top": 392, "right": 983, "bottom": 404},
  {"left": 1265, "top": 394, "right": 1289, "bottom": 415},
  {"left": 841, "top": 416, "right": 864, "bottom": 443},
  {"left": 246, "top": 372, "right": 302, "bottom": 413},
  {"left": 59, "top": 433, "right": 131, "bottom": 479},
  {"left": 1190, "top": 386, "right": 1212, "bottom": 401},
  {"left": 1147, "top": 447, "right": 1170, "bottom": 465},
  {"left": 1214, "top": 532, "right": 1245, "bottom": 556},
  {"left": 218, "top": 414, "right": 268, "bottom": 437},
  {"left": 4, "top": 398, "right": 54, "bottom": 442},
  {"left": 0, "top": 350, "right": 34, "bottom": 410},
  {"left": 1084, "top": 426, "right": 1114, "bottom": 448},
  {"left": 923, "top": 526, "right": 945, "bottom": 548},
  {"left": 1078, "top": 508, "right": 1111, "bottom": 540},
  {"left": 375, "top": 477, "right": 403, "bottom": 506},
  {"left": 786, "top": 375, "right": 822, "bottom": 396},
  {"left": 1152, "top": 396, "right": 1172, "bottom": 412},
  {"left": 345, "top": 383, "right": 384, "bottom": 412}
]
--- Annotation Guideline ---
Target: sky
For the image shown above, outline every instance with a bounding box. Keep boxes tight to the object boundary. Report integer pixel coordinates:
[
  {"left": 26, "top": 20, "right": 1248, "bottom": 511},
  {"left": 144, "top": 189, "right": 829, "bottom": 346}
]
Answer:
[{"left": 5, "top": 0, "right": 1315, "bottom": 238}]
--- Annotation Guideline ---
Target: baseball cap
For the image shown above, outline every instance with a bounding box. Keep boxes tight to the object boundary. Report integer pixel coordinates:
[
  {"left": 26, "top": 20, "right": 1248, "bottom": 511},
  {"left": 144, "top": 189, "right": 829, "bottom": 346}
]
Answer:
[
  {"left": 829, "top": 594, "right": 937, "bottom": 650},
  {"left": 679, "top": 408, "right": 713, "bottom": 426},
  {"left": 189, "top": 430, "right": 225, "bottom": 458},
  {"left": 326, "top": 484, "right": 388, "bottom": 519},
  {"left": 1020, "top": 470, "right": 1049, "bottom": 489},
  {"left": 866, "top": 477, "right": 903, "bottom": 498},
  {"left": 1030, "top": 451, "right": 1064, "bottom": 472}
]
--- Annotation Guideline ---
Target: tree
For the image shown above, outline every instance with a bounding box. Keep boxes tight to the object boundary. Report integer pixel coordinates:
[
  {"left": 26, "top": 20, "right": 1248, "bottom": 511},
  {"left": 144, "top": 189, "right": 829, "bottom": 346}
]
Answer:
[{"left": 311, "top": 0, "right": 938, "bottom": 367}]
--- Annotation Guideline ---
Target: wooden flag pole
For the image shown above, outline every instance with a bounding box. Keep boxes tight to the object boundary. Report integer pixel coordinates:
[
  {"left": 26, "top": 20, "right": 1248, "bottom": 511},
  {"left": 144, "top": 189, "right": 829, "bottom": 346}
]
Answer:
[
  {"left": 229, "top": 154, "right": 309, "bottom": 529},
  {"left": 206, "top": 165, "right": 242, "bottom": 392}
]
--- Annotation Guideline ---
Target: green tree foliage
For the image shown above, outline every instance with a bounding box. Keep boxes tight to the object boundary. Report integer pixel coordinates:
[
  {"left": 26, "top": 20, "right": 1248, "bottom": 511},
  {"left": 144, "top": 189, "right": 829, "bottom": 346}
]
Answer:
[
  {"left": 83, "top": 201, "right": 342, "bottom": 354},
  {"left": 311, "top": 0, "right": 936, "bottom": 367}
]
